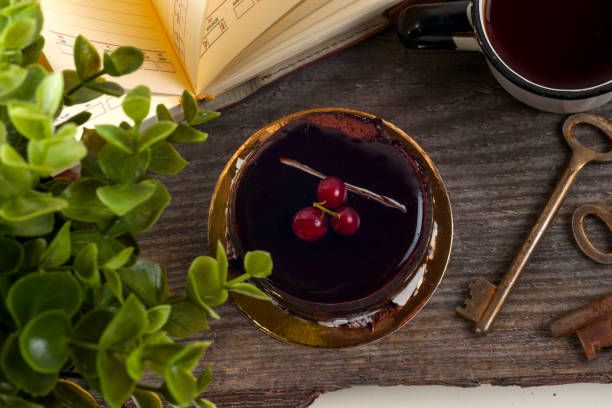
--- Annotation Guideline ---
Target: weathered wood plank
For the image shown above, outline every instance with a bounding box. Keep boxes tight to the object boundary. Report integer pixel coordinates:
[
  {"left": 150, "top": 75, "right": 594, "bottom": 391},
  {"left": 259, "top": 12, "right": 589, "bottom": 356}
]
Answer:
[{"left": 135, "top": 28, "right": 612, "bottom": 407}]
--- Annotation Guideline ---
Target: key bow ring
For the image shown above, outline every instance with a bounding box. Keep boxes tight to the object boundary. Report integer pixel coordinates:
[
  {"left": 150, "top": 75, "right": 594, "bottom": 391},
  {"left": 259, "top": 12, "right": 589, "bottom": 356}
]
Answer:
[{"left": 572, "top": 199, "right": 612, "bottom": 264}]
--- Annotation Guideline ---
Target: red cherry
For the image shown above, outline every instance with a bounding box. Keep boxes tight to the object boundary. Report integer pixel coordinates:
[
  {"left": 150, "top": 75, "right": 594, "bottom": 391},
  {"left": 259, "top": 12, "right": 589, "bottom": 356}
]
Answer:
[
  {"left": 317, "top": 177, "right": 347, "bottom": 209},
  {"left": 292, "top": 207, "right": 328, "bottom": 242},
  {"left": 331, "top": 207, "right": 360, "bottom": 236}
]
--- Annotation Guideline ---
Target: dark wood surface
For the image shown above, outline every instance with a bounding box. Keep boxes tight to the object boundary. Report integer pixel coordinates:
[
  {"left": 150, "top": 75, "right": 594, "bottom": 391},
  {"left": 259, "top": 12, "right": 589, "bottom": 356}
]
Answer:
[{"left": 139, "top": 28, "right": 612, "bottom": 407}]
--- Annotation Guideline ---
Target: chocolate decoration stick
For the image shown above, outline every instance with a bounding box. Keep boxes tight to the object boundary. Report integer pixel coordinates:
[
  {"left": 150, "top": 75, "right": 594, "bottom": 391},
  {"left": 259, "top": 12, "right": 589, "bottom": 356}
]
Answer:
[
  {"left": 550, "top": 293, "right": 612, "bottom": 338},
  {"left": 279, "top": 157, "right": 408, "bottom": 213}
]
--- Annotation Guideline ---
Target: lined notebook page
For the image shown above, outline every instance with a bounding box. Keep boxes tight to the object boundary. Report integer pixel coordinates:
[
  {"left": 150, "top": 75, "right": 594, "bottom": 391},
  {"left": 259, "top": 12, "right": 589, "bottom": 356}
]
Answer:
[
  {"left": 151, "top": 0, "right": 207, "bottom": 90},
  {"left": 40, "top": 0, "right": 190, "bottom": 96},
  {"left": 196, "top": 0, "right": 302, "bottom": 95}
]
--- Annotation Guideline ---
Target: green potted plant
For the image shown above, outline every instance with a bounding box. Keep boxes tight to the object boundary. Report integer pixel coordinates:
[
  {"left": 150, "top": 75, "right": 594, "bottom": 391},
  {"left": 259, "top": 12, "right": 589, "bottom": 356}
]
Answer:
[{"left": 0, "top": 1, "right": 272, "bottom": 407}]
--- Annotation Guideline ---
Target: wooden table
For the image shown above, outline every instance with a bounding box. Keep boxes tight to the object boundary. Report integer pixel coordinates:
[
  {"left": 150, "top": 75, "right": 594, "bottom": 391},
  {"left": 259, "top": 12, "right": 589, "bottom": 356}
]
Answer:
[{"left": 139, "top": 28, "right": 612, "bottom": 407}]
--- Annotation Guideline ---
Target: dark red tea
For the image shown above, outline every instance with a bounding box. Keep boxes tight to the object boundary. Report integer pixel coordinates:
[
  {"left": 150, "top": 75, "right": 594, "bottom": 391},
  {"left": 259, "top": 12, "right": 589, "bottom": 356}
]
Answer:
[
  {"left": 484, "top": 0, "right": 612, "bottom": 90},
  {"left": 231, "top": 114, "right": 431, "bottom": 309}
]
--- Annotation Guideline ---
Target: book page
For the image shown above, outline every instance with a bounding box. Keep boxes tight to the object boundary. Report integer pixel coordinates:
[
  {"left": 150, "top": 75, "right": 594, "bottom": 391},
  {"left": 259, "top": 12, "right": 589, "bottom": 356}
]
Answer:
[
  {"left": 196, "top": 0, "right": 303, "bottom": 95},
  {"left": 205, "top": 0, "right": 401, "bottom": 95},
  {"left": 151, "top": 0, "right": 208, "bottom": 90},
  {"left": 40, "top": 0, "right": 190, "bottom": 96}
]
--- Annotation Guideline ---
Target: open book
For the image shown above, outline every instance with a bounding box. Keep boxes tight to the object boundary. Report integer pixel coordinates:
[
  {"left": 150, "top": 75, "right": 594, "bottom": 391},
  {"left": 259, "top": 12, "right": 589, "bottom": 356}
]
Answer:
[{"left": 40, "top": 0, "right": 406, "bottom": 125}]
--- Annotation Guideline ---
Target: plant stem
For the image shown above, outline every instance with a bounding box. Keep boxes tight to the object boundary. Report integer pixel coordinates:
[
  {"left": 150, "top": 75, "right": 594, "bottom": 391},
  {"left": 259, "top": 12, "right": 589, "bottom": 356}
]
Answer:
[
  {"left": 226, "top": 274, "right": 249, "bottom": 287},
  {"left": 135, "top": 383, "right": 162, "bottom": 392},
  {"left": 60, "top": 371, "right": 84, "bottom": 379},
  {"left": 166, "top": 295, "right": 188, "bottom": 305},
  {"left": 101, "top": 216, "right": 120, "bottom": 235},
  {"left": 312, "top": 202, "right": 340, "bottom": 218},
  {"left": 66, "top": 70, "right": 106, "bottom": 96},
  {"left": 69, "top": 339, "right": 99, "bottom": 351}
]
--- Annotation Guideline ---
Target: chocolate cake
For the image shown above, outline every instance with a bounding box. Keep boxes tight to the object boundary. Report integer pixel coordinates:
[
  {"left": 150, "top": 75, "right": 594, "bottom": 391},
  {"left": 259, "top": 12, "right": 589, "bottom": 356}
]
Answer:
[{"left": 229, "top": 112, "right": 433, "bottom": 318}]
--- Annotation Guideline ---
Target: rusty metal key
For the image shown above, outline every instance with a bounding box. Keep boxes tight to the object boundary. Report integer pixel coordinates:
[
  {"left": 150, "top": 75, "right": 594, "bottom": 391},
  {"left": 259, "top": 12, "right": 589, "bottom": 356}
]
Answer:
[{"left": 457, "top": 114, "right": 612, "bottom": 335}]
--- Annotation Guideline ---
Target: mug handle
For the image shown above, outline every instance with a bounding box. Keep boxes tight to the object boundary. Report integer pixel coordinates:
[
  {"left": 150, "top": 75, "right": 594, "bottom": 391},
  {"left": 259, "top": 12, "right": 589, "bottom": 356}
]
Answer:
[{"left": 397, "top": 1, "right": 479, "bottom": 51}]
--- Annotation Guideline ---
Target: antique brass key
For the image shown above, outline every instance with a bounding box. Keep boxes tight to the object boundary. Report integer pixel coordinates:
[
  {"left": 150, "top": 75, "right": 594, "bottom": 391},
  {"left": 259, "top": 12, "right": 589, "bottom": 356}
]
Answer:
[{"left": 457, "top": 114, "right": 612, "bottom": 335}]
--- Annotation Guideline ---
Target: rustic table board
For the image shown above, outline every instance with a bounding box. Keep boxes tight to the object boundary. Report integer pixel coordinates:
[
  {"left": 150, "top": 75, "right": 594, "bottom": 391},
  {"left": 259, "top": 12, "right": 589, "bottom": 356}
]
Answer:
[{"left": 137, "top": 28, "right": 612, "bottom": 407}]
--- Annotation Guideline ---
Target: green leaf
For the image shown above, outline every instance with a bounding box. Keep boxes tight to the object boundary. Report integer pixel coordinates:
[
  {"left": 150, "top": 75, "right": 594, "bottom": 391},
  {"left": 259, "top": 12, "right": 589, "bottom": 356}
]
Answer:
[
  {"left": 0, "top": 237, "right": 23, "bottom": 274},
  {"left": 1, "top": 333, "right": 57, "bottom": 396},
  {"left": 52, "top": 379, "right": 101, "bottom": 408},
  {"left": 84, "top": 79, "right": 123, "bottom": 96},
  {"left": 0, "top": 162, "right": 34, "bottom": 201},
  {"left": 194, "top": 398, "right": 217, "bottom": 408},
  {"left": 62, "top": 70, "right": 101, "bottom": 106},
  {"left": 165, "top": 342, "right": 210, "bottom": 405},
  {"left": 131, "top": 389, "right": 163, "bottom": 408},
  {"left": 216, "top": 241, "right": 228, "bottom": 285},
  {"left": 94, "top": 125, "right": 133, "bottom": 154},
  {"left": 0, "top": 64, "right": 45, "bottom": 104},
  {"left": 39, "top": 221, "right": 71, "bottom": 269},
  {"left": 125, "top": 332, "right": 172, "bottom": 381},
  {"left": 228, "top": 283, "right": 271, "bottom": 300},
  {"left": 97, "top": 180, "right": 156, "bottom": 216},
  {"left": 98, "top": 144, "right": 150, "bottom": 184},
  {"left": 21, "top": 238, "right": 46, "bottom": 270},
  {"left": 2, "top": 18, "right": 36, "bottom": 50},
  {"left": 7, "top": 271, "right": 82, "bottom": 327},
  {"left": 190, "top": 110, "right": 220, "bottom": 126},
  {"left": 196, "top": 365, "right": 213, "bottom": 393},
  {"left": 100, "top": 294, "right": 147, "bottom": 349},
  {"left": 146, "top": 305, "right": 171, "bottom": 333},
  {"left": 22, "top": 34, "right": 44, "bottom": 66},
  {"left": 61, "top": 177, "right": 114, "bottom": 223},
  {"left": 138, "top": 121, "right": 177, "bottom": 152},
  {"left": 27, "top": 134, "right": 86, "bottom": 176},
  {"left": 148, "top": 142, "right": 187, "bottom": 175},
  {"left": 27, "top": 125, "right": 82, "bottom": 172},
  {"left": 180, "top": 90, "right": 198, "bottom": 124},
  {"left": 0, "top": 192, "right": 67, "bottom": 223},
  {"left": 74, "top": 243, "right": 100, "bottom": 287},
  {"left": 0, "top": 394, "right": 44, "bottom": 408},
  {"left": 104, "top": 246, "right": 134, "bottom": 270},
  {"left": 118, "top": 260, "right": 169, "bottom": 308},
  {"left": 70, "top": 231, "right": 126, "bottom": 264},
  {"left": 243, "top": 250, "right": 273, "bottom": 278},
  {"left": 8, "top": 105, "right": 52, "bottom": 140},
  {"left": 155, "top": 104, "right": 174, "bottom": 122},
  {"left": 123, "top": 85, "right": 150, "bottom": 124},
  {"left": 2, "top": 213, "right": 53, "bottom": 237},
  {"left": 0, "top": 144, "right": 35, "bottom": 171},
  {"left": 102, "top": 266, "right": 123, "bottom": 303},
  {"left": 74, "top": 35, "right": 100, "bottom": 80},
  {"left": 70, "top": 309, "right": 114, "bottom": 378},
  {"left": 97, "top": 350, "right": 135, "bottom": 408},
  {"left": 187, "top": 256, "right": 227, "bottom": 307},
  {"left": 104, "top": 46, "right": 144, "bottom": 76},
  {"left": 163, "top": 301, "right": 209, "bottom": 339},
  {"left": 0, "top": 64, "right": 26, "bottom": 98},
  {"left": 105, "top": 180, "right": 170, "bottom": 236},
  {"left": 19, "top": 310, "right": 71, "bottom": 373},
  {"left": 57, "top": 111, "right": 92, "bottom": 128},
  {"left": 166, "top": 122, "right": 208, "bottom": 144},
  {"left": 36, "top": 72, "right": 63, "bottom": 115}
]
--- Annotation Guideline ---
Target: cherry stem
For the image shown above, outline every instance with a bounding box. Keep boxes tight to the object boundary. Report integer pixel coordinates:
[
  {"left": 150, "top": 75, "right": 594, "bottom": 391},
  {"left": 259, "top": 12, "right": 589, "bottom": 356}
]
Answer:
[
  {"left": 313, "top": 202, "right": 340, "bottom": 218},
  {"left": 279, "top": 157, "right": 407, "bottom": 213}
]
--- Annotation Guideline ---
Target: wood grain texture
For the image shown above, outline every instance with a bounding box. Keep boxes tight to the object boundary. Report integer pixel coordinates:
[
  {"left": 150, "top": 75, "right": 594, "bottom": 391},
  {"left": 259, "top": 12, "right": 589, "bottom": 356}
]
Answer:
[{"left": 136, "top": 29, "right": 612, "bottom": 407}]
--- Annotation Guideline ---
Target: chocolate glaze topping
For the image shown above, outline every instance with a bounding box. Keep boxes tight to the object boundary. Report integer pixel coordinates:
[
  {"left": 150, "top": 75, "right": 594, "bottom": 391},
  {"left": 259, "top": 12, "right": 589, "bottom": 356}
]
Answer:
[{"left": 231, "top": 113, "right": 431, "bottom": 314}]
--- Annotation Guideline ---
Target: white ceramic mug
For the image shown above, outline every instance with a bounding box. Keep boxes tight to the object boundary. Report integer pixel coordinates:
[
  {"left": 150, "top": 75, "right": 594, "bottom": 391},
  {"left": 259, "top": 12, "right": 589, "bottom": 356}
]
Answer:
[{"left": 397, "top": 1, "right": 612, "bottom": 113}]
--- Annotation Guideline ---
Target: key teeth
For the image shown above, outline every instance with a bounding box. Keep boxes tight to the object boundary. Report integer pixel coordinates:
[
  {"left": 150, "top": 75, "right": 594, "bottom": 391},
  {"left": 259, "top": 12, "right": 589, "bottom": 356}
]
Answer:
[{"left": 456, "top": 277, "right": 497, "bottom": 323}]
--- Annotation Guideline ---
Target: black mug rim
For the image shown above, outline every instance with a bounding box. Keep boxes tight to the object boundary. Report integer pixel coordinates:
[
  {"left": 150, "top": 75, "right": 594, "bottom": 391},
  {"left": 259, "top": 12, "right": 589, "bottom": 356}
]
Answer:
[{"left": 470, "top": 0, "right": 612, "bottom": 101}]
